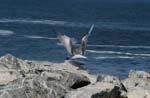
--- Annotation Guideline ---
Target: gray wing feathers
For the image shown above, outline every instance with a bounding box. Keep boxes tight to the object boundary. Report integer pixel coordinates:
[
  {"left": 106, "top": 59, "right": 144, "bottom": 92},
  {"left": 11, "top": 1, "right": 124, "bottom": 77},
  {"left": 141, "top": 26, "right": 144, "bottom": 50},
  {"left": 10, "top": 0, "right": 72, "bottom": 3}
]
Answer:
[
  {"left": 80, "top": 34, "right": 89, "bottom": 55},
  {"left": 58, "top": 24, "right": 94, "bottom": 56},
  {"left": 80, "top": 25, "right": 94, "bottom": 55},
  {"left": 58, "top": 34, "right": 74, "bottom": 55},
  {"left": 88, "top": 24, "right": 94, "bottom": 35}
]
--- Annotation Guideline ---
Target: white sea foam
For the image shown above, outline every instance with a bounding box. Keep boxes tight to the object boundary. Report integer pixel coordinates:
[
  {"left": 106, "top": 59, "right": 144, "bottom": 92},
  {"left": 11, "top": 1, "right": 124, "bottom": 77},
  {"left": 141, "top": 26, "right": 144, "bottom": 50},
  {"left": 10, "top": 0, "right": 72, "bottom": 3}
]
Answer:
[
  {"left": 0, "top": 30, "right": 14, "bottom": 36},
  {"left": 87, "top": 50, "right": 150, "bottom": 57},
  {"left": 0, "top": 18, "right": 150, "bottom": 31},
  {"left": 94, "top": 56, "right": 136, "bottom": 59},
  {"left": 88, "top": 44, "right": 150, "bottom": 49},
  {"left": 0, "top": 19, "right": 66, "bottom": 24},
  {"left": 24, "top": 35, "right": 58, "bottom": 40},
  {"left": 74, "top": 43, "right": 150, "bottom": 49},
  {"left": 0, "top": 19, "right": 89, "bottom": 28}
]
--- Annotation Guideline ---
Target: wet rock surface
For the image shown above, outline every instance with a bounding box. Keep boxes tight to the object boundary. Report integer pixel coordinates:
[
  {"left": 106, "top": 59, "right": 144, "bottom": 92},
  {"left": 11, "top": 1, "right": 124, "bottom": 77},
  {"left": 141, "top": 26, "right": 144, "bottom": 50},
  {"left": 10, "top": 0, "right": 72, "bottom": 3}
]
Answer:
[{"left": 0, "top": 54, "right": 149, "bottom": 98}]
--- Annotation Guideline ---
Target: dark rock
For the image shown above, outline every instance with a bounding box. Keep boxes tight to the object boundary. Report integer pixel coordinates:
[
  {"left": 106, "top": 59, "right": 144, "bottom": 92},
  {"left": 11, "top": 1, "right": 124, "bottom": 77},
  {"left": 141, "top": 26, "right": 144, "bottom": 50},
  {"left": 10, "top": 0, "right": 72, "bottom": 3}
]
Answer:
[
  {"left": 65, "top": 82, "right": 127, "bottom": 98},
  {"left": 71, "top": 80, "right": 90, "bottom": 89}
]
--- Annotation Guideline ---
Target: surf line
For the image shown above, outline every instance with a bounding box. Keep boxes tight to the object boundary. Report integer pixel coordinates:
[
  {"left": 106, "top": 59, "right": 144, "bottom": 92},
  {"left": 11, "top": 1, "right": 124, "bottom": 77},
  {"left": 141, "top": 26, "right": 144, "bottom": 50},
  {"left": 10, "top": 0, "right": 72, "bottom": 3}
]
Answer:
[
  {"left": 87, "top": 44, "right": 150, "bottom": 49},
  {"left": 23, "top": 35, "right": 58, "bottom": 40}
]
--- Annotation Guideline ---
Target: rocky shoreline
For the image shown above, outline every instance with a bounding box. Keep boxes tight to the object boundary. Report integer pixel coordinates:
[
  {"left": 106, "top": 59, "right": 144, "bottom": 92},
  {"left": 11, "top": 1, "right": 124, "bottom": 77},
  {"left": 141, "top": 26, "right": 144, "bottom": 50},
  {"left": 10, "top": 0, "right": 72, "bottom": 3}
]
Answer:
[{"left": 0, "top": 54, "right": 149, "bottom": 98}]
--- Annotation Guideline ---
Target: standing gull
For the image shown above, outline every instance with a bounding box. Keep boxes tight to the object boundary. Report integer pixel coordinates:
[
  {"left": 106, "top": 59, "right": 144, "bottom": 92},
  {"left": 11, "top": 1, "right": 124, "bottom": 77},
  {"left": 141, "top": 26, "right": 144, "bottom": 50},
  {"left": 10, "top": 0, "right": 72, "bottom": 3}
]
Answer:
[{"left": 58, "top": 25, "right": 94, "bottom": 59}]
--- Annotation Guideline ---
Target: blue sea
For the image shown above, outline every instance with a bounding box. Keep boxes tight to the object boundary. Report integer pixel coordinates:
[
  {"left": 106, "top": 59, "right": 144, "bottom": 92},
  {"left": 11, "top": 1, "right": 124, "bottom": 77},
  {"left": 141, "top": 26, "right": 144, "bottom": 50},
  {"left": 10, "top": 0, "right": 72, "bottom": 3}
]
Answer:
[{"left": 0, "top": 0, "right": 150, "bottom": 77}]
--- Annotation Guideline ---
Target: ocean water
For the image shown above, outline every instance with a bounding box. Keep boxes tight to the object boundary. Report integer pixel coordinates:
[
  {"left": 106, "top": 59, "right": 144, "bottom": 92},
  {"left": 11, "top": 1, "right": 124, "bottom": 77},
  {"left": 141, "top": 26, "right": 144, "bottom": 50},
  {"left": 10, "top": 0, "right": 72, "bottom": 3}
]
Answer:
[{"left": 0, "top": 0, "right": 150, "bottom": 77}]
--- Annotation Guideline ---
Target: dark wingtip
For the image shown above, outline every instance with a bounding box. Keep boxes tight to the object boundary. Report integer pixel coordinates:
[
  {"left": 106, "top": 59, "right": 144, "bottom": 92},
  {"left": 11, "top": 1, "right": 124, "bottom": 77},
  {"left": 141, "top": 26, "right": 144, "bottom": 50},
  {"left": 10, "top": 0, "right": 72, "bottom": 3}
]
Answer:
[
  {"left": 65, "top": 57, "right": 70, "bottom": 60},
  {"left": 57, "top": 32, "right": 64, "bottom": 39},
  {"left": 51, "top": 28, "right": 64, "bottom": 38}
]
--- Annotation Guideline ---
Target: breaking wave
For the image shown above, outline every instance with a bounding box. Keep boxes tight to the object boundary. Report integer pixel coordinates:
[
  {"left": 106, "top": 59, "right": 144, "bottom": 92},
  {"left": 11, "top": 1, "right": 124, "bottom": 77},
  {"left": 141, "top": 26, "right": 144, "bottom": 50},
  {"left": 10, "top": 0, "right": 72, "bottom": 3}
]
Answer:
[
  {"left": 24, "top": 35, "right": 58, "bottom": 40},
  {"left": 93, "top": 56, "right": 136, "bottom": 59},
  {"left": 0, "top": 18, "right": 150, "bottom": 30},
  {"left": 87, "top": 50, "right": 150, "bottom": 57},
  {"left": 88, "top": 44, "right": 150, "bottom": 49},
  {"left": 0, "top": 19, "right": 89, "bottom": 28},
  {"left": 0, "top": 30, "right": 14, "bottom": 36}
]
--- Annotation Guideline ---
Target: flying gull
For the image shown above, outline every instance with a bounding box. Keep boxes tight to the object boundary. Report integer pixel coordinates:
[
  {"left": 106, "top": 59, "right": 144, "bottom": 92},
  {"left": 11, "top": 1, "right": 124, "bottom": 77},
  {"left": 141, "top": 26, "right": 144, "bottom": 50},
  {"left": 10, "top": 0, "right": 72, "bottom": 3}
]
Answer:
[{"left": 58, "top": 25, "right": 94, "bottom": 59}]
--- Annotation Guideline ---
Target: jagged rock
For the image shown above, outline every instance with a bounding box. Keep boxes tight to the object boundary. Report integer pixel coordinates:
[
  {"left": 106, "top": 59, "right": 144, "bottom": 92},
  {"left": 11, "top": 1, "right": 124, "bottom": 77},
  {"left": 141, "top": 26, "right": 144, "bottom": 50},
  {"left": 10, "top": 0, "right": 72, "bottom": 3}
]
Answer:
[
  {"left": 97, "top": 75, "right": 122, "bottom": 86},
  {"left": 0, "top": 77, "right": 57, "bottom": 98},
  {"left": 0, "top": 54, "right": 30, "bottom": 72},
  {"left": 0, "top": 54, "right": 91, "bottom": 98},
  {"left": 0, "top": 54, "right": 150, "bottom": 98},
  {"left": 97, "top": 75, "right": 127, "bottom": 92},
  {"left": 129, "top": 70, "right": 150, "bottom": 80},
  {"left": 123, "top": 78, "right": 150, "bottom": 98},
  {"left": 0, "top": 54, "right": 29, "bottom": 85},
  {"left": 65, "top": 82, "right": 127, "bottom": 98},
  {"left": 123, "top": 70, "right": 150, "bottom": 90},
  {"left": 123, "top": 70, "right": 150, "bottom": 98},
  {"left": 41, "top": 70, "right": 90, "bottom": 89},
  {"left": 0, "top": 71, "right": 90, "bottom": 98},
  {"left": 123, "top": 78, "right": 150, "bottom": 90},
  {"left": 26, "top": 60, "right": 96, "bottom": 83}
]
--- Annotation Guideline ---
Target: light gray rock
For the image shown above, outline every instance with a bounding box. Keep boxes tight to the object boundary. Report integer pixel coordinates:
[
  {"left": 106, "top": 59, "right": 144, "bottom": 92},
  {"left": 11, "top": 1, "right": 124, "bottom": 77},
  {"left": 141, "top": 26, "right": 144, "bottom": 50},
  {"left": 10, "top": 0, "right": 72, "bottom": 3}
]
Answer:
[
  {"left": 97, "top": 75, "right": 121, "bottom": 83},
  {"left": 0, "top": 54, "right": 150, "bottom": 98},
  {"left": 0, "top": 54, "right": 29, "bottom": 85},
  {"left": 123, "top": 78, "right": 150, "bottom": 90},
  {"left": 123, "top": 70, "right": 150, "bottom": 98},
  {"left": 129, "top": 70, "right": 150, "bottom": 80},
  {"left": 0, "top": 54, "right": 30, "bottom": 73},
  {"left": 127, "top": 87, "right": 150, "bottom": 98},
  {"left": 0, "top": 77, "right": 57, "bottom": 98},
  {"left": 41, "top": 70, "right": 90, "bottom": 89},
  {"left": 0, "top": 54, "right": 91, "bottom": 98},
  {"left": 0, "top": 71, "right": 17, "bottom": 85},
  {"left": 123, "top": 70, "right": 150, "bottom": 90},
  {"left": 97, "top": 75, "right": 127, "bottom": 92}
]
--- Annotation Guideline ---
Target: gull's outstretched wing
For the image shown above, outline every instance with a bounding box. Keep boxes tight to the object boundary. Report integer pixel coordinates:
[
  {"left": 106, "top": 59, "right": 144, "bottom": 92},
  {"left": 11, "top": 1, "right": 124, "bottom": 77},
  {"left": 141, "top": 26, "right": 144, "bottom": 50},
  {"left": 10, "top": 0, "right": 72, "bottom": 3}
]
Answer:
[
  {"left": 58, "top": 34, "right": 75, "bottom": 55},
  {"left": 80, "top": 25, "right": 94, "bottom": 55},
  {"left": 80, "top": 34, "right": 89, "bottom": 55},
  {"left": 88, "top": 24, "right": 94, "bottom": 35}
]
